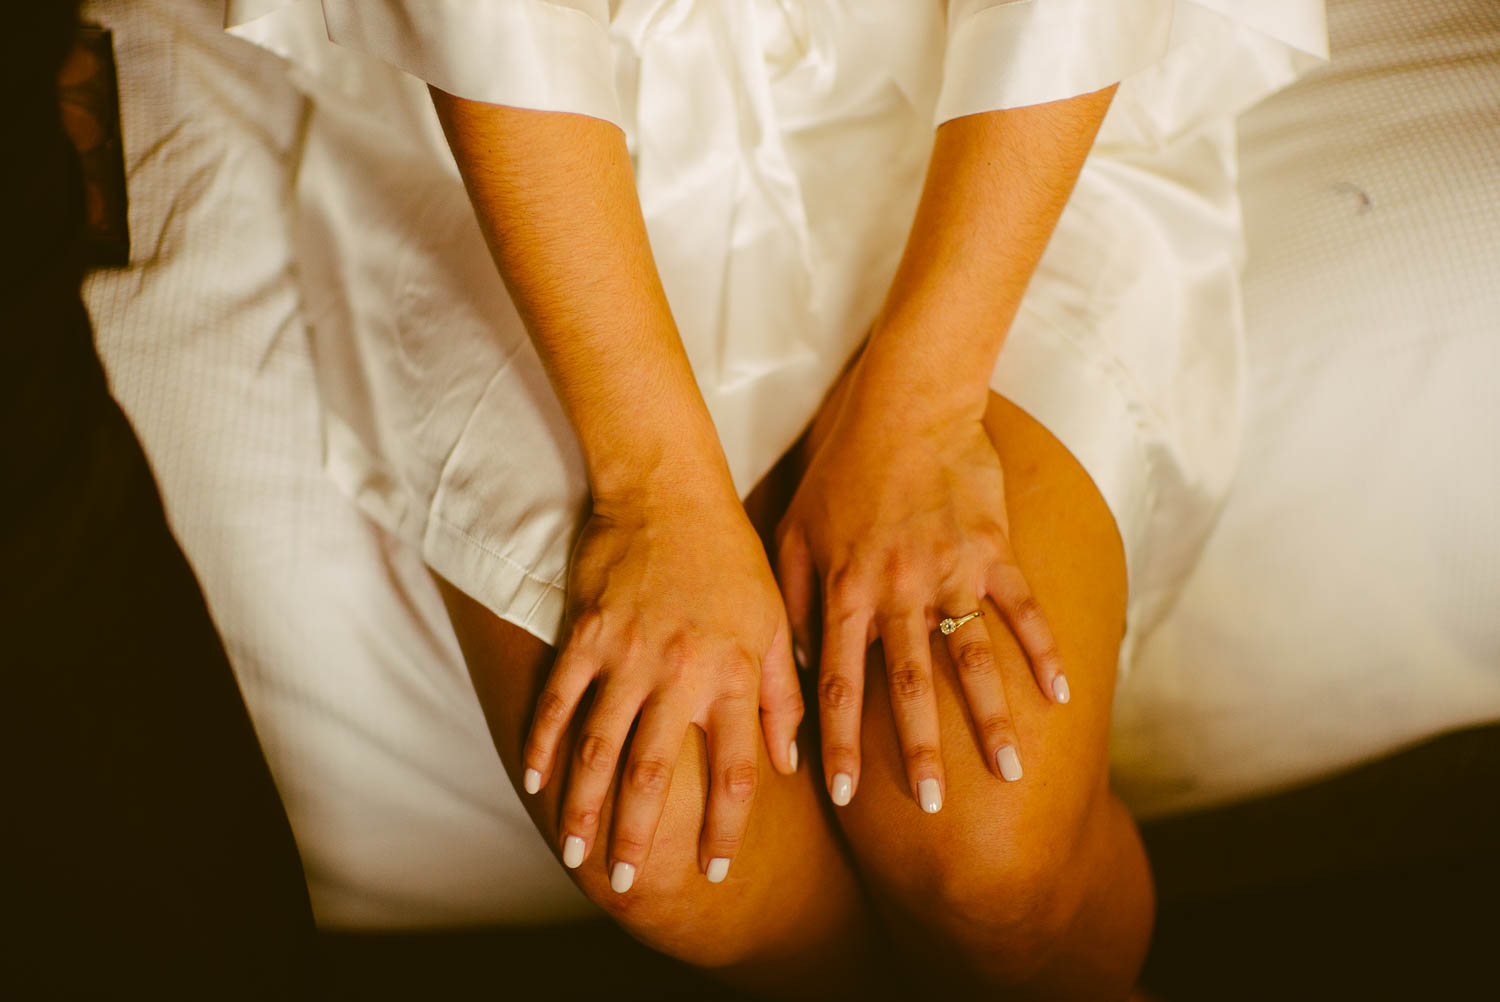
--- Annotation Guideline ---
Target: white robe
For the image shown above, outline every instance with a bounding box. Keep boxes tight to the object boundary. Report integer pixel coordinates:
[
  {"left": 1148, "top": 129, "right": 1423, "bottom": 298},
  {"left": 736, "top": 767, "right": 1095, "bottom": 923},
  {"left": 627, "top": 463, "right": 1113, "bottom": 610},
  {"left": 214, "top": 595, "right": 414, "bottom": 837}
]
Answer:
[
  {"left": 85, "top": 0, "right": 1329, "bottom": 930},
  {"left": 220, "top": 0, "right": 1326, "bottom": 674}
]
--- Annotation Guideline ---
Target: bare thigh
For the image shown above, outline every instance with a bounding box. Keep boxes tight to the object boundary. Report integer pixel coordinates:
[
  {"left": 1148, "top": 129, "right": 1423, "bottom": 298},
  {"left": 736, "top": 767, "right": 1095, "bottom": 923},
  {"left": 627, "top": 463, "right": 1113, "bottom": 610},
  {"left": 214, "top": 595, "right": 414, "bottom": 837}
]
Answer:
[
  {"left": 830, "top": 392, "right": 1151, "bottom": 995},
  {"left": 435, "top": 390, "right": 1148, "bottom": 998}
]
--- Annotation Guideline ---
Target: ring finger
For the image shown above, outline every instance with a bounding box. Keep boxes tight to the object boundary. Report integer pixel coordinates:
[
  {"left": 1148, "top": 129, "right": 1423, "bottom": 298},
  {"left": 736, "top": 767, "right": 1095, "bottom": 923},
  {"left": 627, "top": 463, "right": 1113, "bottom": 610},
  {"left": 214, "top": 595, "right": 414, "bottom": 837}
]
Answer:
[{"left": 940, "top": 596, "right": 1022, "bottom": 783}]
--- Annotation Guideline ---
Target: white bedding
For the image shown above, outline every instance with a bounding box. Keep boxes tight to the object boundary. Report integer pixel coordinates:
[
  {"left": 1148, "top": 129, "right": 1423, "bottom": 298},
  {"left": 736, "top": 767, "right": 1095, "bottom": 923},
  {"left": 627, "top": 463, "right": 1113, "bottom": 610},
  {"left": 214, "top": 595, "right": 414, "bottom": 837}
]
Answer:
[{"left": 1111, "top": 0, "right": 1500, "bottom": 819}]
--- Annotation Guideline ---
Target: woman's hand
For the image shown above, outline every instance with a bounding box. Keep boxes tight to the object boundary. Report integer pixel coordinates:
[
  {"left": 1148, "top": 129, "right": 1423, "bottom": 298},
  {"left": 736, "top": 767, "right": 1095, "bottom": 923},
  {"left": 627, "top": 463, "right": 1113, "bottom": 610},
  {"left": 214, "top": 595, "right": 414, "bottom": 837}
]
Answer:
[
  {"left": 430, "top": 96, "right": 801, "bottom": 888},
  {"left": 776, "top": 358, "right": 1067, "bottom": 813},
  {"left": 523, "top": 473, "right": 803, "bottom": 891}
]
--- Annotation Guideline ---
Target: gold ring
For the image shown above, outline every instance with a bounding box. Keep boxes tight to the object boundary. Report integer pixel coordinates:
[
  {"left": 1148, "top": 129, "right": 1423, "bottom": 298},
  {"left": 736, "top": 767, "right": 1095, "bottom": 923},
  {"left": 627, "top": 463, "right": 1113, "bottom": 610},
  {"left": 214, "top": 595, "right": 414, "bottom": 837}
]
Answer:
[{"left": 938, "top": 610, "right": 984, "bottom": 635}]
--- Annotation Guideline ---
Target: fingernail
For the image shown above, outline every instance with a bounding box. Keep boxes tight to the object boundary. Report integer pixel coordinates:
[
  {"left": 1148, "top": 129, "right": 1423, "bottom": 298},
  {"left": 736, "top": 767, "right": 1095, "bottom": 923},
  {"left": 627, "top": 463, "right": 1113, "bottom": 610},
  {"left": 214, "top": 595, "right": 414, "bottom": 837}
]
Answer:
[
  {"left": 706, "top": 857, "right": 731, "bottom": 884},
  {"left": 610, "top": 861, "right": 636, "bottom": 893},
  {"left": 997, "top": 745, "right": 1023, "bottom": 782},
  {"left": 793, "top": 642, "right": 809, "bottom": 671},
  {"left": 1052, "top": 675, "right": 1071, "bottom": 704},
  {"left": 523, "top": 768, "right": 542, "bottom": 795},
  {"left": 562, "top": 835, "right": 585, "bottom": 869},
  {"left": 831, "top": 772, "right": 853, "bottom": 806},
  {"left": 918, "top": 777, "right": 942, "bottom": 814},
  {"left": 788, "top": 739, "right": 800, "bottom": 772}
]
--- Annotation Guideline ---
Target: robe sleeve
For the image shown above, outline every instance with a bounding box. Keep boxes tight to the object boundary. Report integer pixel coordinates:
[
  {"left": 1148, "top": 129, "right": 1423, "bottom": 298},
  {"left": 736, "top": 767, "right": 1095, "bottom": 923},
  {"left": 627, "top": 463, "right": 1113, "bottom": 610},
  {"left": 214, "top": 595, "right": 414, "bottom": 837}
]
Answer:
[
  {"left": 936, "top": 0, "right": 1329, "bottom": 125},
  {"left": 225, "top": 0, "right": 623, "bottom": 126}
]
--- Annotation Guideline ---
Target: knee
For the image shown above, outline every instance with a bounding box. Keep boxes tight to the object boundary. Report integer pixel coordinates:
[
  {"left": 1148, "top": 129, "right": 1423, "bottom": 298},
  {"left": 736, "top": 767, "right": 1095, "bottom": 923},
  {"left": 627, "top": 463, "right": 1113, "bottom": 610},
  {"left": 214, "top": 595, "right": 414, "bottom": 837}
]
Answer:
[
  {"left": 851, "top": 784, "right": 1104, "bottom": 983},
  {"left": 581, "top": 862, "right": 751, "bottom": 970},
  {"left": 929, "top": 819, "right": 1083, "bottom": 978},
  {"left": 564, "top": 749, "right": 758, "bottom": 970}
]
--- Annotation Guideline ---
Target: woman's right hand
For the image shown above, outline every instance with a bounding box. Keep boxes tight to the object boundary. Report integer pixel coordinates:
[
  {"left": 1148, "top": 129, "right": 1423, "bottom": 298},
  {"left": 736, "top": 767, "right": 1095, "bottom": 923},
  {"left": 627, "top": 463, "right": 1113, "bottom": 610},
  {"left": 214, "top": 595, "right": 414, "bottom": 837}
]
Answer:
[
  {"left": 431, "top": 93, "right": 800, "bottom": 889},
  {"left": 521, "top": 475, "right": 803, "bottom": 892}
]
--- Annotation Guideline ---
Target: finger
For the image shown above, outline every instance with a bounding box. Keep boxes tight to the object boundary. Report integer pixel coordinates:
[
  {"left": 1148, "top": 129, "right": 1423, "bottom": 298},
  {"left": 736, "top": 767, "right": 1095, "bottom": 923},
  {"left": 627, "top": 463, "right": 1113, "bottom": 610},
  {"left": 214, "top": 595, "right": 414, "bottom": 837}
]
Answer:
[
  {"left": 988, "top": 563, "right": 1069, "bottom": 705},
  {"left": 522, "top": 645, "right": 596, "bottom": 795},
  {"left": 940, "top": 597, "right": 1022, "bottom": 783},
  {"left": 606, "top": 694, "right": 692, "bottom": 890},
  {"left": 818, "top": 599, "right": 870, "bottom": 807},
  {"left": 775, "top": 526, "right": 817, "bottom": 672},
  {"left": 698, "top": 695, "right": 761, "bottom": 883},
  {"left": 759, "top": 623, "right": 805, "bottom": 775},
  {"left": 878, "top": 614, "right": 945, "bottom": 814},
  {"left": 557, "top": 679, "right": 640, "bottom": 874}
]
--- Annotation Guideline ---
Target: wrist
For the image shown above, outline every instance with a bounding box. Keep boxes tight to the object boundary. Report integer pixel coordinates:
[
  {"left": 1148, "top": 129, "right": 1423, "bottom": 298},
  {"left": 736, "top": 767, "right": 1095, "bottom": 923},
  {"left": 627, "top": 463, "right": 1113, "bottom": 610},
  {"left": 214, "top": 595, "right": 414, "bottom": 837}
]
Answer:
[
  {"left": 852, "top": 321, "right": 996, "bottom": 429},
  {"left": 584, "top": 404, "right": 739, "bottom": 513}
]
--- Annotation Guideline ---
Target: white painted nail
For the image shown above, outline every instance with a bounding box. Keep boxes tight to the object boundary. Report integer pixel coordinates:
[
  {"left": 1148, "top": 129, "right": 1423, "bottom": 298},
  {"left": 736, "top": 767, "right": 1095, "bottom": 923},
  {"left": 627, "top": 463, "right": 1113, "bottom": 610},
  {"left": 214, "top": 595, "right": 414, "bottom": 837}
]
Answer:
[
  {"left": 793, "top": 642, "right": 809, "bottom": 671},
  {"left": 831, "top": 772, "right": 853, "bottom": 806},
  {"left": 1053, "top": 675, "right": 1071, "bottom": 704},
  {"left": 918, "top": 777, "right": 942, "bottom": 814},
  {"left": 788, "top": 739, "right": 799, "bottom": 772},
  {"left": 523, "top": 768, "right": 541, "bottom": 795},
  {"left": 706, "top": 857, "right": 731, "bottom": 884},
  {"left": 610, "top": 861, "right": 636, "bottom": 894},
  {"left": 562, "top": 835, "right": 585, "bottom": 869},
  {"left": 997, "top": 745, "right": 1023, "bottom": 782}
]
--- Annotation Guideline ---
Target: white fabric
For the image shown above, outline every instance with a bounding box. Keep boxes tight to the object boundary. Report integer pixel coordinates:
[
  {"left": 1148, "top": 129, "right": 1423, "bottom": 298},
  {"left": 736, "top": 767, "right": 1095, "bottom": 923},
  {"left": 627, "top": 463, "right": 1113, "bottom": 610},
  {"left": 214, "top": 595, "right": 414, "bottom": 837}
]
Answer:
[
  {"left": 938, "top": 0, "right": 1325, "bottom": 124},
  {"left": 85, "top": 0, "right": 1498, "bottom": 929},
  {"left": 84, "top": 0, "right": 596, "bottom": 928},
  {"left": 220, "top": 0, "right": 1327, "bottom": 670},
  {"left": 1112, "top": 0, "right": 1500, "bottom": 819}
]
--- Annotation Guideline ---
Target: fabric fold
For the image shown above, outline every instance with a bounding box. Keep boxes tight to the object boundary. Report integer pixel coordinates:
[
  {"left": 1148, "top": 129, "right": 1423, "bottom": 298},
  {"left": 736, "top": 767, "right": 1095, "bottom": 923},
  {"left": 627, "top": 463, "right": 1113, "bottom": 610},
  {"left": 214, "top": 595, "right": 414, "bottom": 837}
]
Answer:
[
  {"left": 937, "top": 1, "right": 1327, "bottom": 132},
  {"left": 226, "top": 0, "right": 623, "bottom": 125}
]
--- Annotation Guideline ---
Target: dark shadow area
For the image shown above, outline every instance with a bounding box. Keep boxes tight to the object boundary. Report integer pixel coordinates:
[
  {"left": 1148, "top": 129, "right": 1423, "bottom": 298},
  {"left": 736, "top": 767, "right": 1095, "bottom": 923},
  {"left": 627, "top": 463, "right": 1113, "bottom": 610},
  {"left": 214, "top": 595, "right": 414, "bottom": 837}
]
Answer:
[
  {"left": 318, "top": 921, "right": 752, "bottom": 1001},
  {"left": 1141, "top": 722, "right": 1500, "bottom": 1000}
]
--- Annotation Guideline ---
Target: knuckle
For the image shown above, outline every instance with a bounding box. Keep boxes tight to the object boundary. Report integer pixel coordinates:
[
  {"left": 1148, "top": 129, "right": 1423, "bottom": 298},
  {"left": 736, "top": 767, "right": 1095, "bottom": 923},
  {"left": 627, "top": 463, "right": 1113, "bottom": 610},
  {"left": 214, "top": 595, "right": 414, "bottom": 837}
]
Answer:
[
  {"left": 818, "top": 673, "right": 859, "bottom": 711},
  {"left": 566, "top": 806, "right": 601, "bottom": 833},
  {"left": 709, "top": 828, "right": 745, "bottom": 856},
  {"left": 627, "top": 757, "right": 673, "bottom": 797},
  {"left": 717, "top": 653, "right": 757, "bottom": 700},
  {"left": 887, "top": 662, "right": 931, "bottom": 702},
  {"left": 719, "top": 760, "right": 759, "bottom": 805},
  {"left": 1013, "top": 596, "right": 1046, "bottom": 630},
  {"left": 569, "top": 609, "right": 606, "bottom": 644},
  {"left": 774, "top": 688, "right": 807, "bottom": 721},
  {"left": 533, "top": 688, "right": 572, "bottom": 730},
  {"left": 953, "top": 640, "right": 996, "bottom": 678},
  {"left": 883, "top": 549, "right": 919, "bottom": 593},
  {"left": 824, "top": 745, "right": 858, "bottom": 771},
  {"left": 980, "top": 716, "right": 1016, "bottom": 748},
  {"left": 663, "top": 637, "right": 699, "bottom": 676},
  {"left": 576, "top": 732, "right": 617, "bottom": 774},
  {"left": 610, "top": 832, "right": 650, "bottom": 860},
  {"left": 825, "top": 564, "right": 871, "bottom": 611},
  {"left": 904, "top": 744, "right": 941, "bottom": 774}
]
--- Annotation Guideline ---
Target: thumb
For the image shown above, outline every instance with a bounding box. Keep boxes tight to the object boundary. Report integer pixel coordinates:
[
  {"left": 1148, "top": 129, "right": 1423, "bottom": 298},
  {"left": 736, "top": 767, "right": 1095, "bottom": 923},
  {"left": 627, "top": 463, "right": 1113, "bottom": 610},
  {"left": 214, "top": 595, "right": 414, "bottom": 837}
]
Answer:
[{"left": 759, "top": 622, "right": 805, "bottom": 776}]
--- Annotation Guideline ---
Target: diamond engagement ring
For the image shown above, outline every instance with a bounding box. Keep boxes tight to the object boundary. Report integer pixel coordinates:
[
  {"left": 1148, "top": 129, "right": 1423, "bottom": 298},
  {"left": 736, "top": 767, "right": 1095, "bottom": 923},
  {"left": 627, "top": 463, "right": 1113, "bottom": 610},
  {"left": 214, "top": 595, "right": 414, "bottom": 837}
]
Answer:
[{"left": 938, "top": 610, "right": 984, "bottom": 635}]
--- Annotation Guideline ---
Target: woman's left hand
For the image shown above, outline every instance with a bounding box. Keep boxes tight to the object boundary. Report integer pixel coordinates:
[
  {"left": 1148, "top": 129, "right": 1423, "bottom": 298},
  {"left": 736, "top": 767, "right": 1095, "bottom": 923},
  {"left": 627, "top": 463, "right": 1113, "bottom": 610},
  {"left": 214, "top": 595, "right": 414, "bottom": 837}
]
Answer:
[{"left": 776, "top": 357, "right": 1069, "bottom": 813}]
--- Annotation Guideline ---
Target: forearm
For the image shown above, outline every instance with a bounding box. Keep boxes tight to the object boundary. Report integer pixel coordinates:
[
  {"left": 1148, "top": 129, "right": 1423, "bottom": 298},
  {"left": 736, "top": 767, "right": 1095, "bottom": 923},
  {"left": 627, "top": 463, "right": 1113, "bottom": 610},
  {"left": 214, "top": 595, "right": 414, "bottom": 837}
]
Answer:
[
  {"left": 430, "top": 90, "right": 732, "bottom": 503},
  {"left": 857, "top": 86, "right": 1116, "bottom": 421}
]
